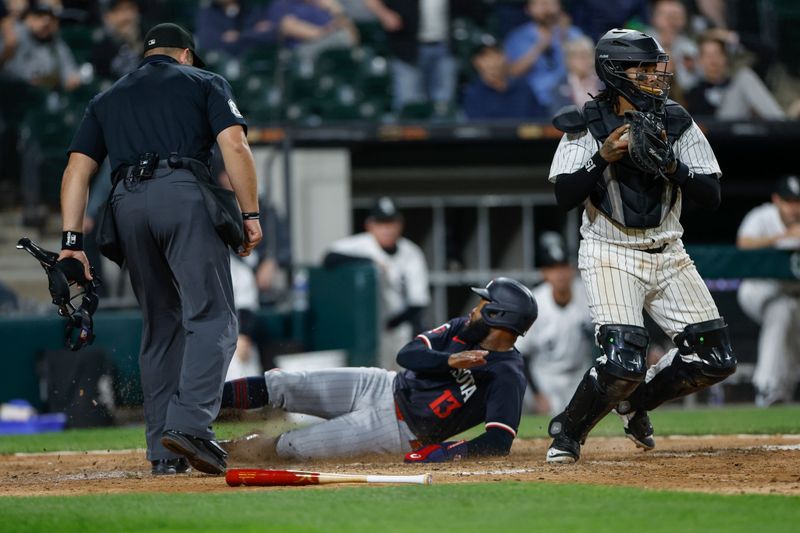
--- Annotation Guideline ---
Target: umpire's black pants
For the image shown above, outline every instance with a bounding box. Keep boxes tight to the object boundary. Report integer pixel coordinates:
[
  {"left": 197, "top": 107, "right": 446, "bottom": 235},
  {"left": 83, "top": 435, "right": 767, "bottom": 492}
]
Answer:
[{"left": 113, "top": 169, "right": 237, "bottom": 460}]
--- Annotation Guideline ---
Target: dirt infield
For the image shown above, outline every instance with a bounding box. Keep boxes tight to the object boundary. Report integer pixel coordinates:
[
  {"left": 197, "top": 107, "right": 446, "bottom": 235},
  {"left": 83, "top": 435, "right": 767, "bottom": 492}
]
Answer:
[{"left": 2, "top": 435, "right": 799, "bottom": 497}]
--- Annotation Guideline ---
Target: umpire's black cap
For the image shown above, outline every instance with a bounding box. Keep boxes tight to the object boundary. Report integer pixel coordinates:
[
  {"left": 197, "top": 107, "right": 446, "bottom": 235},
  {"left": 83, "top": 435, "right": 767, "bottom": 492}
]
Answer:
[
  {"left": 368, "top": 196, "right": 403, "bottom": 222},
  {"left": 537, "top": 232, "right": 570, "bottom": 267},
  {"left": 143, "top": 23, "right": 205, "bottom": 68},
  {"left": 775, "top": 175, "right": 800, "bottom": 201}
]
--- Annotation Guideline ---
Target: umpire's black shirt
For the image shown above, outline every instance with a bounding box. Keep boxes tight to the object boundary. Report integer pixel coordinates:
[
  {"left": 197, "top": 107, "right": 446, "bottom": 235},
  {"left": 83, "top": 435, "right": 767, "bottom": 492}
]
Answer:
[{"left": 68, "top": 55, "right": 247, "bottom": 173}]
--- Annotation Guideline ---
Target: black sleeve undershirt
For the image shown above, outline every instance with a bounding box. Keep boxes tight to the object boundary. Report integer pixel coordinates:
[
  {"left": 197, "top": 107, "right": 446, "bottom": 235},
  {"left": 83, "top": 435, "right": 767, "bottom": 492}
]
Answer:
[
  {"left": 553, "top": 152, "right": 608, "bottom": 211},
  {"left": 396, "top": 339, "right": 452, "bottom": 373},
  {"left": 666, "top": 161, "right": 721, "bottom": 210},
  {"left": 465, "top": 427, "right": 514, "bottom": 456}
]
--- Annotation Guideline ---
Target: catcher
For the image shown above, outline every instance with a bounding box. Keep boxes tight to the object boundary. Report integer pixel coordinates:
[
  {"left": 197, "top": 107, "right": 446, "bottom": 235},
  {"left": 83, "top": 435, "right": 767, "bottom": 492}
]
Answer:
[
  {"left": 219, "top": 278, "right": 537, "bottom": 463},
  {"left": 545, "top": 28, "right": 736, "bottom": 463}
]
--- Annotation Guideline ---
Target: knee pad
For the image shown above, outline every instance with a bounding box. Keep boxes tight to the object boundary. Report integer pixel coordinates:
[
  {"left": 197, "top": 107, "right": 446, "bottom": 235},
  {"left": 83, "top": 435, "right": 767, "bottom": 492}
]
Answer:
[
  {"left": 597, "top": 324, "right": 649, "bottom": 382},
  {"left": 674, "top": 318, "right": 736, "bottom": 378}
]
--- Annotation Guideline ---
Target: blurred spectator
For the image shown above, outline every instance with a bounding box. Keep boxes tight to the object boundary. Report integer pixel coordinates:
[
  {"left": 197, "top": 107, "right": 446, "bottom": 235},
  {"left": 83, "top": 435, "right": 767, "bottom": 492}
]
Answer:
[
  {"left": 194, "top": 0, "right": 275, "bottom": 59},
  {"left": 504, "top": 0, "right": 585, "bottom": 113},
  {"left": 323, "top": 196, "right": 431, "bottom": 370},
  {"left": 0, "top": 2, "right": 81, "bottom": 91},
  {"left": 515, "top": 231, "right": 593, "bottom": 416},
  {"left": 365, "top": 0, "right": 482, "bottom": 113},
  {"left": 736, "top": 175, "right": 800, "bottom": 406},
  {"left": 461, "top": 37, "right": 543, "bottom": 121},
  {"left": 647, "top": 0, "right": 698, "bottom": 100},
  {"left": 267, "top": 0, "right": 357, "bottom": 60},
  {"left": 547, "top": 34, "right": 601, "bottom": 116},
  {"left": 490, "top": 0, "right": 529, "bottom": 42},
  {"left": 567, "top": 0, "right": 650, "bottom": 43},
  {"left": 686, "top": 0, "right": 775, "bottom": 83},
  {"left": 684, "top": 32, "right": 784, "bottom": 120},
  {"left": 338, "top": 0, "right": 376, "bottom": 23},
  {"left": 90, "top": 0, "right": 142, "bottom": 81}
]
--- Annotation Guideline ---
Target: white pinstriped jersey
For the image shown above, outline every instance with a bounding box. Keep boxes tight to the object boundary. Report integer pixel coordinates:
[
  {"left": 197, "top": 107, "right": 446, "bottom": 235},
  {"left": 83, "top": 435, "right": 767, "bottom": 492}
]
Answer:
[{"left": 549, "top": 121, "right": 721, "bottom": 248}]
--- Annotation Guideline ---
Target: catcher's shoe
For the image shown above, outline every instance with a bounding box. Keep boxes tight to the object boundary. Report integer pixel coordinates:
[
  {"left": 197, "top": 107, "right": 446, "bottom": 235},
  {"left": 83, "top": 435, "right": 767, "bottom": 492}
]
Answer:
[
  {"left": 161, "top": 429, "right": 228, "bottom": 475},
  {"left": 546, "top": 434, "right": 581, "bottom": 464},
  {"left": 617, "top": 408, "right": 655, "bottom": 451}
]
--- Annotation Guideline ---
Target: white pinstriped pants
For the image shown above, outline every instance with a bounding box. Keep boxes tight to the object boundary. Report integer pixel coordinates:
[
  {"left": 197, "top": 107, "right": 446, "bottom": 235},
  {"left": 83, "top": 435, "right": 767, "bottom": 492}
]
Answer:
[
  {"left": 266, "top": 368, "right": 418, "bottom": 460},
  {"left": 579, "top": 239, "right": 720, "bottom": 371}
]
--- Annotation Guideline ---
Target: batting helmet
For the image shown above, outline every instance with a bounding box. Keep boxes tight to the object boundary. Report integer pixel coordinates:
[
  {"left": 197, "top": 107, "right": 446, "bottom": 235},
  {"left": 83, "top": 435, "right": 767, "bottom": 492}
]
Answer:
[
  {"left": 595, "top": 28, "right": 672, "bottom": 113},
  {"left": 471, "top": 278, "right": 538, "bottom": 336}
]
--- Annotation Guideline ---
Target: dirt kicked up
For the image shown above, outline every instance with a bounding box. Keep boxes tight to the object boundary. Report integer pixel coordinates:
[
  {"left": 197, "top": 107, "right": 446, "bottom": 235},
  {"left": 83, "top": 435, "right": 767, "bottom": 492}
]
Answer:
[{"left": 2, "top": 435, "right": 799, "bottom": 497}]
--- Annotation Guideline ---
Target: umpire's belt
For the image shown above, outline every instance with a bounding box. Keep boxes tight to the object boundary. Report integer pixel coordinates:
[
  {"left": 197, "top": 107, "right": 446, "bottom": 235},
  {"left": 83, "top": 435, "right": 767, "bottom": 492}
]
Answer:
[{"left": 117, "top": 160, "right": 172, "bottom": 181}]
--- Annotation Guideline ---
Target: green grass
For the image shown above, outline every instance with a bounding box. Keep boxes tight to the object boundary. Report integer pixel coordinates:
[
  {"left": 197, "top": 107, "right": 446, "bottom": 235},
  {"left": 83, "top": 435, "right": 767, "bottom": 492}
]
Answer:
[
  {"left": 0, "top": 482, "right": 797, "bottom": 532},
  {"left": 2, "top": 405, "right": 798, "bottom": 454}
]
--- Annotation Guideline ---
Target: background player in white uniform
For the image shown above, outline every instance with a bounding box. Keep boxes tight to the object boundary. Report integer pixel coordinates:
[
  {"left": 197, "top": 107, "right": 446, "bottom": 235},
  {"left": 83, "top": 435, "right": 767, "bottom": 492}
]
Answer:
[
  {"left": 217, "top": 279, "right": 537, "bottom": 463},
  {"left": 516, "top": 232, "right": 593, "bottom": 415},
  {"left": 544, "top": 29, "right": 736, "bottom": 463},
  {"left": 736, "top": 175, "right": 800, "bottom": 406},
  {"left": 323, "top": 197, "right": 431, "bottom": 370}
]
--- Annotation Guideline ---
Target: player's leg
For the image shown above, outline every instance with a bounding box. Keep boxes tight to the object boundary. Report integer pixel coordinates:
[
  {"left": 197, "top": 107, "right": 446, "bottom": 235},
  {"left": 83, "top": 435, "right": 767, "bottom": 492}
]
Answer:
[
  {"left": 221, "top": 367, "right": 395, "bottom": 419},
  {"left": 631, "top": 245, "right": 736, "bottom": 413},
  {"left": 273, "top": 405, "right": 410, "bottom": 460},
  {"left": 752, "top": 296, "right": 800, "bottom": 405},
  {"left": 265, "top": 367, "right": 395, "bottom": 419},
  {"left": 547, "top": 242, "right": 649, "bottom": 463}
]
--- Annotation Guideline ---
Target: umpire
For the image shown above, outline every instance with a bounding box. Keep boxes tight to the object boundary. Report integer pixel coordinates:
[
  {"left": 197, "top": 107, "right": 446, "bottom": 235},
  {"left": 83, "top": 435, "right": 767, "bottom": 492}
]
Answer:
[{"left": 58, "top": 22, "right": 262, "bottom": 475}]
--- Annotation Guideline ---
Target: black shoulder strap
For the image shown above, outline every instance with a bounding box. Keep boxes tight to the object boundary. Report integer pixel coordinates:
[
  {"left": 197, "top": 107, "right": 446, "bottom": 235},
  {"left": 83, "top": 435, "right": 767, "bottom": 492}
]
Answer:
[
  {"left": 664, "top": 100, "right": 693, "bottom": 143},
  {"left": 551, "top": 105, "right": 587, "bottom": 134},
  {"left": 583, "top": 100, "right": 622, "bottom": 143}
]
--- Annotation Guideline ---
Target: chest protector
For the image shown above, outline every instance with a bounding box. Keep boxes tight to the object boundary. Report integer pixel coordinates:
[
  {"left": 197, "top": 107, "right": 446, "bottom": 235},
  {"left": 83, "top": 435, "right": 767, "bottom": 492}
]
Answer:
[{"left": 579, "top": 99, "right": 692, "bottom": 228}]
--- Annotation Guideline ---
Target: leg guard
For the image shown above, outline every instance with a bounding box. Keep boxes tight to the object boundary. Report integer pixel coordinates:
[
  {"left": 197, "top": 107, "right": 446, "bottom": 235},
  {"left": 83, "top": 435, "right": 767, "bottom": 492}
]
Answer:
[
  {"left": 628, "top": 318, "right": 737, "bottom": 411},
  {"left": 549, "top": 325, "right": 648, "bottom": 443}
]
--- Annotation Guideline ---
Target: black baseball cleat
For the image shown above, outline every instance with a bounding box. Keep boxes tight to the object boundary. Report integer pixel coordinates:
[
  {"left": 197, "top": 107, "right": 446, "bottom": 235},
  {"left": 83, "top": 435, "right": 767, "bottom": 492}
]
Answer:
[
  {"left": 617, "top": 409, "right": 656, "bottom": 451},
  {"left": 546, "top": 434, "right": 581, "bottom": 464},
  {"left": 151, "top": 457, "right": 192, "bottom": 475},
  {"left": 161, "top": 429, "right": 228, "bottom": 475}
]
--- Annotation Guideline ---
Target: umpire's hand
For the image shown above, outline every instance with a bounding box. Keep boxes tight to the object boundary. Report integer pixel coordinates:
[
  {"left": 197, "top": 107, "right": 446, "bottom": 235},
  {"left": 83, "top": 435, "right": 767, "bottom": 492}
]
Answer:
[
  {"left": 239, "top": 219, "right": 263, "bottom": 257},
  {"left": 448, "top": 350, "right": 489, "bottom": 369}
]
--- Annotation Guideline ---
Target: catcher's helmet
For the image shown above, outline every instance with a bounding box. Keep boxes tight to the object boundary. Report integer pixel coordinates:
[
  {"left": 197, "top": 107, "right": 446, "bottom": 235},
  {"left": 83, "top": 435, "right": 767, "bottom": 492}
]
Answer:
[
  {"left": 596, "top": 28, "right": 672, "bottom": 113},
  {"left": 470, "top": 278, "right": 538, "bottom": 336}
]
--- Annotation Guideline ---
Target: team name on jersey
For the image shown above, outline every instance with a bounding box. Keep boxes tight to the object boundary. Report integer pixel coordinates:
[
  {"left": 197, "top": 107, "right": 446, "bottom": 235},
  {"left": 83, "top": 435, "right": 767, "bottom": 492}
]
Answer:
[{"left": 450, "top": 368, "right": 477, "bottom": 402}]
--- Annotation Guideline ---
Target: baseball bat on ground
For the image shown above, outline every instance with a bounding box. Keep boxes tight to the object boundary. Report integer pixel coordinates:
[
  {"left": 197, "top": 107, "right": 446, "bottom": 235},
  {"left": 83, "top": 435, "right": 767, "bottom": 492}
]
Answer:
[{"left": 226, "top": 469, "right": 433, "bottom": 487}]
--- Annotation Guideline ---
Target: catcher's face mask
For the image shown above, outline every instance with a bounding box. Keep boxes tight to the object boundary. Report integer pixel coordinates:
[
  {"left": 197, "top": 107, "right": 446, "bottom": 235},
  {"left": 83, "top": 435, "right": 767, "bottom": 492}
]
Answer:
[
  {"left": 601, "top": 55, "right": 673, "bottom": 113},
  {"left": 16, "top": 238, "right": 100, "bottom": 350}
]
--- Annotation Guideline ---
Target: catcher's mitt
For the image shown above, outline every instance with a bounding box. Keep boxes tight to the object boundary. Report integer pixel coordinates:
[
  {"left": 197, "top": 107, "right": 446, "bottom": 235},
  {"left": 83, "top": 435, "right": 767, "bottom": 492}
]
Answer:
[{"left": 624, "top": 110, "right": 675, "bottom": 177}]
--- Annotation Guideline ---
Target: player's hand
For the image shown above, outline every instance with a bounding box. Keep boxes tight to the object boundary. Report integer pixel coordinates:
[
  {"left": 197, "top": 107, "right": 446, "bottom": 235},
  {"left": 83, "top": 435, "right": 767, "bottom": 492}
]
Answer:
[
  {"left": 404, "top": 441, "right": 467, "bottom": 463},
  {"left": 599, "top": 124, "right": 630, "bottom": 163},
  {"left": 784, "top": 224, "right": 800, "bottom": 239},
  {"left": 378, "top": 9, "right": 403, "bottom": 31},
  {"left": 448, "top": 350, "right": 488, "bottom": 369},
  {"left": 239, "top": 219, "right": 262, "bottom": 257}
]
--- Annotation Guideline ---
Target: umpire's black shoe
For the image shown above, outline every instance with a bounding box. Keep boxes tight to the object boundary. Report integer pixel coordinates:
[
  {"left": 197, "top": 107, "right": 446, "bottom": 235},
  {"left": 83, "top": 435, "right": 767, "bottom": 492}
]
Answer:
[
  {"left": 151, "top": 457, "right": 192, "bottom": 475},
  {"left": 161, "top": 429, "right": 228, "bottom": 475},
  {"left": 617, "top": 409, "right": 656, "bottom": 451},
  {"left": 546, "top": 434, "right": 581, "bottom": 464}
]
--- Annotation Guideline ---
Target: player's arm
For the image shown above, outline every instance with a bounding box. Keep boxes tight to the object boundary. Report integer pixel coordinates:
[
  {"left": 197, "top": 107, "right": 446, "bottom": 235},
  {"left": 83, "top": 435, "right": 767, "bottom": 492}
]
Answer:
[
  {"left": 404, "top": 427, "right": 513, "bottom": 463},
  {"left": 396, "top": 341, "right": 487, "bottom": 373},
  {"left": 666, "top": 122, "right": 721, "bottom": 209},
  {"left": 550, "top": 127, "right": 627, "bottom": 210}
]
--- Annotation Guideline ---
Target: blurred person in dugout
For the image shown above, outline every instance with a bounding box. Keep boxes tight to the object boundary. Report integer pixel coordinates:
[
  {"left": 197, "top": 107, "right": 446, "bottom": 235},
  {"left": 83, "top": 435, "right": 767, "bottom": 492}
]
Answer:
[
  {"left": 213, "top": 155, "right": 290, "bottom": 380},
  {"left": 736, "top": 175, "right": 800, "bottom": 407},
  {"left": 684, "top": 31, "right": 784, "bottom": 120},
  {"left": 323, "top": 196, "right": 431, "bottom": 370},
  {"left": 515, "top": 231, "right": 593, "bottom": 416}
]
